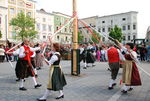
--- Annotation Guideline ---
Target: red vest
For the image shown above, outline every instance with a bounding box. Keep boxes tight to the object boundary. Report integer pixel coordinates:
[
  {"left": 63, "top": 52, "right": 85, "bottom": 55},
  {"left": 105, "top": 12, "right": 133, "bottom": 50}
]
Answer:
[
  {"left": 22, "top": 45, "right": 33, "bottom": 61},
  {"left": 107, "top": 47, "right": 120, "bottom": 63}
]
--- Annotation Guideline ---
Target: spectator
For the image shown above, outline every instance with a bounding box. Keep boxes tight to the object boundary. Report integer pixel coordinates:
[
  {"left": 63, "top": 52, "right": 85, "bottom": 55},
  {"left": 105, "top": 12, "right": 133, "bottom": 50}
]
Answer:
[{"left": 0, "top": 45, "right": 5, "bottom": 62}]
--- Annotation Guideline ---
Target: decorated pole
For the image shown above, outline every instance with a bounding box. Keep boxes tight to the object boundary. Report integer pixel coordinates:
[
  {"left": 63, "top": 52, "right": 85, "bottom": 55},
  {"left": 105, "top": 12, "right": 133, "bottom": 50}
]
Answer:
[{"left": 71, "top": 0, "right": 80, "bottom": 75}]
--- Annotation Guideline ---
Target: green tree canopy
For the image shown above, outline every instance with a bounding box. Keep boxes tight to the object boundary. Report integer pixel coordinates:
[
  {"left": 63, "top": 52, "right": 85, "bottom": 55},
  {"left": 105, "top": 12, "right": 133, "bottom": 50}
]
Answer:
[
  {"left": 0, "top": 31, "right": 2, "bottom": 39},
  {"left": 91, "top": 30, "right": 101, "bottom": 44},
  {"left": 78, "top": 31, "right": 84, "bottom": 43},
  {"left": 109, "top": 25, "right": 123, "bottom": 42},
  {"left": 10, "top": 11, "right": 37, "bottom": 41}
]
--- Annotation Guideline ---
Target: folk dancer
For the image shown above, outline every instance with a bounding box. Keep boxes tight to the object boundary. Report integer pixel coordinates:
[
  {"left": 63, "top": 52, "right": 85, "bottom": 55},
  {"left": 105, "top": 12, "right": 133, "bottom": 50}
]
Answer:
[
  {"left": 105, "top": 43, "right": 125, "bottom": 90},
  {"left": 116, "top": 41, "right": 142, "bottom": 93},
  {"left": 37, "top": 43, "right": 67, "bottom": 101},
  {"left": 18, "top": 39, "right": 42, "bottom": 91}
]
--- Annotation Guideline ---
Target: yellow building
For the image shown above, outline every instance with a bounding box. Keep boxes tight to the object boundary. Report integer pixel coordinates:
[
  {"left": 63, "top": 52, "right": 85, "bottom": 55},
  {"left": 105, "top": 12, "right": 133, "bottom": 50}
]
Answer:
[{"left": 7, "top": 0, "right": 36, "bottom": 41}]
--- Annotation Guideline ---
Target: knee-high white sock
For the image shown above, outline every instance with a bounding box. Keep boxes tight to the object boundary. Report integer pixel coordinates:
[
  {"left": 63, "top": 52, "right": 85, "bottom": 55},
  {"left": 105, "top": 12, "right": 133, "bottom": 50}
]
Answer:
[
  {"left": 109, "top": 79, "right": 113, "bottom": 87},
  {"left": 84, "top": 62, "right": 87, "bottom": 67},
  {"left": 34, "top": 68, "right": 37, "bottom": 75},
  {"left": 39, "top": 89, "right": 50, "bottom": 100},
  {"left": 58, "top": 90, "right": 63, "bottom": 97},
  {"left": 122, "top": 85, "right": 128, "bottom": 91},
  {"left": 32, "top": 77, "right": 37, "bottom": 85},
  {"left": 20, "top": 79, "right": 24, "bottom": 88}
]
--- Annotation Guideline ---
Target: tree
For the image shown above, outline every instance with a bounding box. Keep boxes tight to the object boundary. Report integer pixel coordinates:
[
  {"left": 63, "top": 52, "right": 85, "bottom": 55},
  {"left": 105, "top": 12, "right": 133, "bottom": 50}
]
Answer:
[
  {"left": 91, "top": 30, "right": 101, "bottom": 44},
  {"left": 109, "top": 25, "right": 123, "bottom": 42},
  {"left": 78, "top": 31, "right": 84, "bottom": 43},
  {"left": 0, "top": 31, "right": 2, "bottom": 39},
  {"left": 10, "top": 11, "right": 37, "bottom": 41}
]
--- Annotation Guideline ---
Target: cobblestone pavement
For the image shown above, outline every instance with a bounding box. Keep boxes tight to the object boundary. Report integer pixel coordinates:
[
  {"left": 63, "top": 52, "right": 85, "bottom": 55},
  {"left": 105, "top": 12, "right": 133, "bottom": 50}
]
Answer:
[{"left": 0, "top": 61, "right": 150, "bottom": 101}]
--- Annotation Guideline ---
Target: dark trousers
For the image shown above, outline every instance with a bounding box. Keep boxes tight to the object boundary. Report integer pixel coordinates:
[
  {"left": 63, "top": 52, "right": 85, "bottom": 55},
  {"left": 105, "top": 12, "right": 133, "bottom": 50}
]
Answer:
[{"left": 109, "top": 62, "right": 120, "bottom": 80}]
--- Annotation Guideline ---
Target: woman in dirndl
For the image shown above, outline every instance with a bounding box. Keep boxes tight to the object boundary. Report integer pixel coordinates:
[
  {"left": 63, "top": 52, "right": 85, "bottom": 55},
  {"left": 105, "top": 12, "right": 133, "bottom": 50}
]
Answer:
[{"left": 37, "top": 43, "right": 67, "bottom": 101}]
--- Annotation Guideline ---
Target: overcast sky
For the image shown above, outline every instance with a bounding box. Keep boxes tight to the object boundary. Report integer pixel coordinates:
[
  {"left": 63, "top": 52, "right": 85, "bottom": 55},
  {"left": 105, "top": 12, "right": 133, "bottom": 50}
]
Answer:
[{"left": 36, "top": 0, "right": 150, "bottom": 38}]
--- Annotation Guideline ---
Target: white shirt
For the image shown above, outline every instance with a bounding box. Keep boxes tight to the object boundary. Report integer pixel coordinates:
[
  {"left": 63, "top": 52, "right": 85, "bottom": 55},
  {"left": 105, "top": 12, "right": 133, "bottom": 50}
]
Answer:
[
  {"left": 19, "top": 45, "right": 40, "bottom": 58},
  {"left": 13, "top": 48, "right": 20, "bottom": 56},
  {"left": 47, "top": 52, "right": 60, "bottom": 66},
  {"left": 0, "top": 48, "right": 5, "bottom": 55}
]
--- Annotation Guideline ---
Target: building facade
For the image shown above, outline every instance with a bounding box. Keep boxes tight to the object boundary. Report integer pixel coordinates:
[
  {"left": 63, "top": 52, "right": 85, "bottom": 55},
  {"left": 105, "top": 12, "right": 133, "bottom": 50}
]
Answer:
[
  {"left": 146, "top": 26, "right": 150, "bottom": 45},
  {"left": 0, "top": 6, "right": 7, "bottom": 43},
  {"left": 35, "top": 9, "right": 54, "bottom": 42},
  {"left": 96, "top": 11, "right": 138, "bottom": 44},
  {"left": 52, "top": 12, "right": 72, "bottom": 44},
  {"left": 78, "top": 16, "right": 98, "bottom": 43}
]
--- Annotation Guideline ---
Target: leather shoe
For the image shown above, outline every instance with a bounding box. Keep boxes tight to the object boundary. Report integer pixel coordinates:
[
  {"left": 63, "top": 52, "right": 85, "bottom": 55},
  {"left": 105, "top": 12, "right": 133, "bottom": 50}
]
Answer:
[
  {"left": 37, "top": 98, "right": 46, "bottom": 101},
  {"left": 128, "top": 88, "right": 133, "bottom": 91},
  {"left": 108, "top": 87, "right": 113, "bottom": 90},
  {"left": 19, "top": 87, "right": 27, "bottom": 91},
  {"left": 121, "top": 90, "right": 127, "bottom": 94},
  {"left": 35, "top": 84, "right": 42, "bottom": 88},
  {"left": 56, "top": 95, "right": 64, "bottom": 99}
]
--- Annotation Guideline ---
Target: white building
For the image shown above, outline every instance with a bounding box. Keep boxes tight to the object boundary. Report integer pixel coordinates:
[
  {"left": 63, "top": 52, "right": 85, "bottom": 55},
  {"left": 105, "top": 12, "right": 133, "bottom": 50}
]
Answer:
[
  {"left": 36, "top": 9, "right": 54, "bottom": 42},
  {"left": 146, "top": 26, "right": 150, "bottom": 45},
  {"left": 96, "top": 11, "right": 138, "bottom": 43},
  {"left": 0, "top": 0, "right": 8, "bottom": 43}
]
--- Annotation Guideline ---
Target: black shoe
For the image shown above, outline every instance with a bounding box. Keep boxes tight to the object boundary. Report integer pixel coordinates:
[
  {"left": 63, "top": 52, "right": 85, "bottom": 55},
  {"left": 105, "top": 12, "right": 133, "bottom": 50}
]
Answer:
[
  {"left": 56, "top": 95, "right": 64, "bottom": 99},
  {"left": 92, "top": 64, "right": 96, "bottom": 67},
  {"left": 108, "top": 87, "right": 113, "bottom": 90},
  {"left": 16, "top": 78, "right": 20, "bottom": 82},
  {"left": 35, "top": 84, "right": 42, "bottom": 88},
  {"left": 112, "top": 83, "right": 117, "bottom": 86},
  {"left": 83, "top": 67, "right": 87, "bottom": 69},
  {"left": 35, "top": 75, "right": 38, "bottom": 78},
  {"left": 121, "top": 90, "right": 127, "bottom": 94},
  {"left": 37, "top": 98, "right": 46, "bottom": 101},
  {"left": 19, "top": 87, "right": 27, "bottom": 91},
  {"left": 128, "top": 88, "right": 133, "bottom": 91}
]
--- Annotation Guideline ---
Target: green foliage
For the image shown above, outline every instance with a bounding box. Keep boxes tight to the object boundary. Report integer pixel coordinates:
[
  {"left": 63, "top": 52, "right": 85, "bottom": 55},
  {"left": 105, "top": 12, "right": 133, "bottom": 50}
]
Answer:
[
  {"left": 91, "top": 30, "right": 101, "bottom": 44},
  {"left": 78, "top": 31, "right": 84, "bottom": 43},
  {"left": 0, "top": 31, "right": 2, "bottom": 39},
  {"left": 109, "top": 25, "right": 123, "bottom": 42},
  {"left": 10, "top": 11, "right": 37, "bottom": 41}
]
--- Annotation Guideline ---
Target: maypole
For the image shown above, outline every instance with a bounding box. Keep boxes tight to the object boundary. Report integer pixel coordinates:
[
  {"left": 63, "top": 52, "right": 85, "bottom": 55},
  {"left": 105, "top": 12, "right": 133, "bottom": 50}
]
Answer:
[{"left": 71, "top": 0, "right": 80, "bottom": 76}]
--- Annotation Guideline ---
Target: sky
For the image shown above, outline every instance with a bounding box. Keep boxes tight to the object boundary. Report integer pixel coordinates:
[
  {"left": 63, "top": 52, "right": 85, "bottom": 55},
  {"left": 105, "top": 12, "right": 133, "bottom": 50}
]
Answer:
[{"left": 36, "top": 0, "right": 150, "bottom": 38}]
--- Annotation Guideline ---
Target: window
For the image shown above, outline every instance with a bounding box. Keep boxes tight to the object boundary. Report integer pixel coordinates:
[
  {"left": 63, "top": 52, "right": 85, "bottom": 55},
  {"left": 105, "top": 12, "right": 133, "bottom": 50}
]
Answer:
[
  {"left": 128, "top": 36, "right": 130, "bottom": 40},
  {"left": 43, "top": 18, "right": 46, "bottom": 22},
  {"left": 10, "top": 8, "right": 15, "bottom": 15},
  {"left": 133, "top": 35, "right": 136, "bottom": 39},
  {"left": 108, "top": 27, "right": 111, "bottom": 32},
  {"left": 102, "top": 37, "right": 105, "bottom": 41},
  {"left": 133, "top": 24, "right": 136, "bottom": 30},
  {"left": 123, "top": 36, "right": 126, "bottom": 41},
  {"left": 98, "top": 28, "right": 101, "bottom": 32},
  {"left": 56, "top": 26, "right": 59, "bottom": 30},
  {"left": 65, "top": 28, "right": 67, "bottom": 32},
  {"left": 37, "top": 23, "right": 40, "bottom": 30},
  {"left": 122, "top": 18, "right": 126, "bottom": 21},
  {"left": 48, "top": 25, "right": 51, "bottom": 32},
  {"left": 128, "top": 25, "right": 130, "bottom": 30},
  {"left": 66, "top": 36, "right": 68, "bottom": 41},
  {"left": 102, "top": 21, "right": 105, "bottom": 23},
  {"left": 80, "top": 30, "right": 82, "bottom": 33},
  {"left": 27, "top": 12, "right": 31, "bottom": 16},
  {"left": 43, "top": 36, "right": 46, "bottom": 39},
  {"left": 42, "top": 24, "right": 46, "bottom": 31},
  {"left": 57, "top": 36, "right": 60, "bottom": 40},
  {"left": 102, "top": 28, "right": 105, "bottom": 32},
  {"left": 122, "top": 26, "right": 126, "bottom": 30}
]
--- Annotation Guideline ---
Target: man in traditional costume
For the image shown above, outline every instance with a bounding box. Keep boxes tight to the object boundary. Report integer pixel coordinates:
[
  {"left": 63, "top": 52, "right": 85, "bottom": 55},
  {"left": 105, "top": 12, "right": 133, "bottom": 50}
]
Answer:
[
  {"left": 18, "top": 39, "right": 42, "bottom": 91},
  {"left": 37, "top": 43, "right": 67, "bottom": 101},
  {"left": 105, "top": 43, "right": 125, "bottom": 90},
  {"left": 116, "top": 41, "right": 142, "bottom": 93}
]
